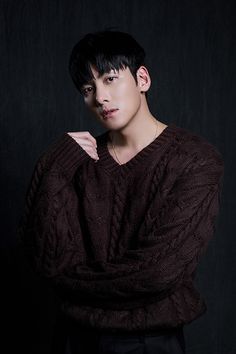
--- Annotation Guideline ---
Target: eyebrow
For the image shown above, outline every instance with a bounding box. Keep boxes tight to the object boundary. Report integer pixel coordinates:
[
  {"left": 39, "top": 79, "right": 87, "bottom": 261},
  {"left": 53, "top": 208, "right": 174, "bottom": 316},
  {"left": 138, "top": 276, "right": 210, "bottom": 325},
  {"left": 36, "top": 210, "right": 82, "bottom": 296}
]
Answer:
[{"left": 82, "top": 69, "right": 118, "bottom": 87}]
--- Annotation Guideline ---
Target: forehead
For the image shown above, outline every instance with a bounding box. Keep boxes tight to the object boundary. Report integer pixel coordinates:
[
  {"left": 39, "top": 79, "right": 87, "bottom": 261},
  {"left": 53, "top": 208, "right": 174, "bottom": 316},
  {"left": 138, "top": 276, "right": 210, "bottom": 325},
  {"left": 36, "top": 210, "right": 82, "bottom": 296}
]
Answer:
[
  {"left": 89, "top": 64, "right": 118, "bottom": 80},
  {"left": 81, "top": 64, "right": 133, "bottom": 88}
]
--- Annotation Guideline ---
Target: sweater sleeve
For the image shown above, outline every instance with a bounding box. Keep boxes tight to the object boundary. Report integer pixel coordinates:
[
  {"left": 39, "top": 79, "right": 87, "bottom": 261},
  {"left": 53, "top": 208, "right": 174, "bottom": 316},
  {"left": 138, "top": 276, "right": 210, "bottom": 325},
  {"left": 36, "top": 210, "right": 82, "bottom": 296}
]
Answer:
[
  {"left": 18, "top": 133, "right": 91, "bottom": 275},
  {"left": 53, "top": 144, "right": 224, "bottom": 307}
]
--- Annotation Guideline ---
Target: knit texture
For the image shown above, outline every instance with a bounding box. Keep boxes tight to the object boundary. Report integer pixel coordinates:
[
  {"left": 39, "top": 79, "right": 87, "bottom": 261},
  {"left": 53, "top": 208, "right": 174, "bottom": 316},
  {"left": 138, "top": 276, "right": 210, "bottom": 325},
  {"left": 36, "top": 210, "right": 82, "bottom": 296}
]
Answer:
[{"left": 19, "top": 123, "right": 224, "bottom": 333}]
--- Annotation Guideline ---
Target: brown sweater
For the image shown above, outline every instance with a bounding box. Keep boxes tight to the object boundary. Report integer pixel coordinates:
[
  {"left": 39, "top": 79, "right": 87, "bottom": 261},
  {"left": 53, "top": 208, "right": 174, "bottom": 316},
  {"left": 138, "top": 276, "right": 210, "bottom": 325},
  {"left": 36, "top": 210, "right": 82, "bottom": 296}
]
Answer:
[{"left": 19, "top": 123, "right": 224, "bottom": 333}]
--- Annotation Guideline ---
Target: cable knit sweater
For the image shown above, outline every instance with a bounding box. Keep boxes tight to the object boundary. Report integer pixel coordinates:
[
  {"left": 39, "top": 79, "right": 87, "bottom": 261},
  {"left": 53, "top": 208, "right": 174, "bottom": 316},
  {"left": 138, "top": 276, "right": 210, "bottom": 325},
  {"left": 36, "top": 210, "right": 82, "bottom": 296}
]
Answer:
[{"left": 19, "top": 123, "right": 224, "bottom": 333}]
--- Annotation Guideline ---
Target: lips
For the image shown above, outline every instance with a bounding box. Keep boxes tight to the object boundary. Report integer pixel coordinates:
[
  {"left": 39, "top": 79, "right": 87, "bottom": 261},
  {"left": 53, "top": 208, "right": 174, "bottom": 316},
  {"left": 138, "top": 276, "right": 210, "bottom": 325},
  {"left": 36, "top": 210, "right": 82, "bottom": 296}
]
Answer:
[{"left": 101, "top": 108, "right": 119, "bottom": 118}]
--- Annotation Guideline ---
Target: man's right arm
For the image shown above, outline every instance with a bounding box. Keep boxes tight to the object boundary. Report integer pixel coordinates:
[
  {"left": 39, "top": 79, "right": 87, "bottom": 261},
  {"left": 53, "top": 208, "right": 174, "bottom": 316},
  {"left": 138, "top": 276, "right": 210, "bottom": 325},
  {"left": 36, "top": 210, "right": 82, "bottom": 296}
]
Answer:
[
  {"left": 18, "top": 131, "right": 95, "bottom": 275},
  {"left": 20, "top": 132, "right": 94, "bottom": 219}
]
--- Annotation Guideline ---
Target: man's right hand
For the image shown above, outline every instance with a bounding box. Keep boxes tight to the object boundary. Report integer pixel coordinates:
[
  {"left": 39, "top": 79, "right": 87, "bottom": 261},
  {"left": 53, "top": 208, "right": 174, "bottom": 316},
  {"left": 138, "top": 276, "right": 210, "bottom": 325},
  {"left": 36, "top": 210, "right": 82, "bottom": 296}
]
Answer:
[{"left": 67, "top": 131, "right": 99, "bottom": 161}]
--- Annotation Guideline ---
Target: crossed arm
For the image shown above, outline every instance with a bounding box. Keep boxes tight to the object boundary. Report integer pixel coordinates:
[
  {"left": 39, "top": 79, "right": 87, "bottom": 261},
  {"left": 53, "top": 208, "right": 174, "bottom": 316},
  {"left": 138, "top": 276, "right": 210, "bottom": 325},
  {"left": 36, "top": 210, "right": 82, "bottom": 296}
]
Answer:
[{"left": 19, "top": 133, "right": 224, "bottom": 307}]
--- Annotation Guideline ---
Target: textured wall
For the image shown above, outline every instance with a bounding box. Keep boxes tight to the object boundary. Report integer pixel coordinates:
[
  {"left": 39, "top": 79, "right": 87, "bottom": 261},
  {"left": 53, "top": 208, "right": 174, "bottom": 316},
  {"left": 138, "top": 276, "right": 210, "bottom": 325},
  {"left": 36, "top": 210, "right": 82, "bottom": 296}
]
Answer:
[{"left": 0, "top": 0, "right": 235, "bottom": 353}]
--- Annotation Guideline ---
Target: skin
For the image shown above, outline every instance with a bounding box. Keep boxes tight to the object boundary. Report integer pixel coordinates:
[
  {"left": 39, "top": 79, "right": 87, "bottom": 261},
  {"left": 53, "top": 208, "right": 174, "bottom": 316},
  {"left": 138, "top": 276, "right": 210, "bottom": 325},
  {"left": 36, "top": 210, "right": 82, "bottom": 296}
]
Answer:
[{"left": 68, "top": 64, "right": 167, "bottom": 164}]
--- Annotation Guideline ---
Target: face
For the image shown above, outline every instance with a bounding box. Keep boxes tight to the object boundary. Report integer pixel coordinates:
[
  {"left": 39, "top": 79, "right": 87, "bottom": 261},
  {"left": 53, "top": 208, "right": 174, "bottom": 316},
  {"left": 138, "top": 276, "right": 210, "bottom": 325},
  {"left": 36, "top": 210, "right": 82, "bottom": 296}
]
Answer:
[{"left": 80, "top": 65, "right": 149, "bottom": 131}]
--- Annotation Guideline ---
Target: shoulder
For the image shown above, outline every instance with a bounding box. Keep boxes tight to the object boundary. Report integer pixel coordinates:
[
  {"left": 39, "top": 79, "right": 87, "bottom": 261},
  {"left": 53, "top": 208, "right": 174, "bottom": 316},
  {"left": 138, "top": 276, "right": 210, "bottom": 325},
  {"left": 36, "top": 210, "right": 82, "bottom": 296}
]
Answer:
[
  {"left": 166, "top": 124, "right": 224, "bottom": 182},
  {"left": 171, "top": 124, "right": 224, "bottom": 165}
]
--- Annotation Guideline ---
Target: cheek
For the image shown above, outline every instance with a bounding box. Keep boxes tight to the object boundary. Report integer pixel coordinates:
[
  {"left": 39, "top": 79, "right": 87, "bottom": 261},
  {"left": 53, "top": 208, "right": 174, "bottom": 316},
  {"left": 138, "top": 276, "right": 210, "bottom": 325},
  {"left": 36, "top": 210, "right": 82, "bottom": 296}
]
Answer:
[
  {"left": 115, "top": 82, "right": 140, "bottom": 104},
  {"left": 125, "top": 88, "right": 141, "bottom": 111}
]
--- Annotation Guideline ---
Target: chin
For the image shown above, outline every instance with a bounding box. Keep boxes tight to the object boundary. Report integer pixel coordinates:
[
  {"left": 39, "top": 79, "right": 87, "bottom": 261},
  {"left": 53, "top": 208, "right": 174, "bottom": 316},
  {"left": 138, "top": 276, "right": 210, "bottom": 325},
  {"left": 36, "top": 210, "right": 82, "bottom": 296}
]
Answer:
[
  {"left": 105, "top": 122, "right": 128, "bottom": 132},
  {"left": 99, "top": 118, "right": 122, "bottom": 129}
]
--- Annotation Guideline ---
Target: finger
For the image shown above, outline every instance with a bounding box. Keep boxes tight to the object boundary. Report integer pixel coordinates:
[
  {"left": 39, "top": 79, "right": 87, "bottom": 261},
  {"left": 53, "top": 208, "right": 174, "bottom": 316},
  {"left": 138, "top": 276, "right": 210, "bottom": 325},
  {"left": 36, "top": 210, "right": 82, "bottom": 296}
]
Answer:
[
  {"left": 81, "top": 145, "right": 99, "bottom": 159},
  {"left": 74, "top": 140, "right": 96, "bottom": 149},
  {"left": 67, "top": 132, "right": 98, "bottom": 160},
  {"left": 68, "top": 131, "right": 97, "bottom": 147}
]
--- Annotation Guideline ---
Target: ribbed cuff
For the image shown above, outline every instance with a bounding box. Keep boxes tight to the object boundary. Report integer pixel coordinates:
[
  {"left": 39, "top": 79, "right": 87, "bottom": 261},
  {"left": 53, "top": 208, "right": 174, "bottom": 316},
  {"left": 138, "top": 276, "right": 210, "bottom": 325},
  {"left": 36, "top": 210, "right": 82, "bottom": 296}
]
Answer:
[{"left": 47, "top": 133, "right": 91, "bottom": 179}]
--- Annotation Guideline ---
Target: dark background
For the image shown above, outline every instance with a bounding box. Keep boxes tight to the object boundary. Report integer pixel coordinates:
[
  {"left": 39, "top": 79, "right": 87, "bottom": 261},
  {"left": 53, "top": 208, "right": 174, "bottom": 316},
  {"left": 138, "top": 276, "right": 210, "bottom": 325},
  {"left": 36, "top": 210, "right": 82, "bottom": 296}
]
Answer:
[{"left": 1, "top": 0, "right": 235, "bottom": 353}]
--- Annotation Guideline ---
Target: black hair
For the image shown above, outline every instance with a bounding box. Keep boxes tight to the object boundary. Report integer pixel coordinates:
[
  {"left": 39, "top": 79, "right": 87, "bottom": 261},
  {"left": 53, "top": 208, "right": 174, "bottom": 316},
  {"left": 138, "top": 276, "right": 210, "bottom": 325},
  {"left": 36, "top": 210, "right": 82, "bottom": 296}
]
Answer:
[{"left": 69, "top": 29, "right": 146, "bottom": 94}]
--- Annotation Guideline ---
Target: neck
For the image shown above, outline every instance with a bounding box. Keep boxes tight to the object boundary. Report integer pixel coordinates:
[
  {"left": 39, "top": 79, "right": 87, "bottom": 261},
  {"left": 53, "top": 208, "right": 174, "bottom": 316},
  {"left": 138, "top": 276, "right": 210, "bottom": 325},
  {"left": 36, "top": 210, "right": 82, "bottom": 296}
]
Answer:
[{"left": 109, "top": 102, "right": 161, "bottom": 151}]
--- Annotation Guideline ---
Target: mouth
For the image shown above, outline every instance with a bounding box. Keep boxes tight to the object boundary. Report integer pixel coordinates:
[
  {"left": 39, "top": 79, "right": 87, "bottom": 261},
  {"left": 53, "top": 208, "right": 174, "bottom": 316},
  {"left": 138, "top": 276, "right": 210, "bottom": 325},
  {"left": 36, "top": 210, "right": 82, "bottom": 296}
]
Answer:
[{"left": 101, "top": 108, "right": 119, "bottom": 119}]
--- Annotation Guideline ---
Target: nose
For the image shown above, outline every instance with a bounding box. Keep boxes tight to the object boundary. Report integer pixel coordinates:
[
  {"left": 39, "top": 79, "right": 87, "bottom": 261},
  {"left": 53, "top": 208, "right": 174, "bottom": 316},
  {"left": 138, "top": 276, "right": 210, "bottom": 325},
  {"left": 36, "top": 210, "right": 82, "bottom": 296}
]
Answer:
[{"left": 95, "top": 85, "right": 109, "bottom": 105}]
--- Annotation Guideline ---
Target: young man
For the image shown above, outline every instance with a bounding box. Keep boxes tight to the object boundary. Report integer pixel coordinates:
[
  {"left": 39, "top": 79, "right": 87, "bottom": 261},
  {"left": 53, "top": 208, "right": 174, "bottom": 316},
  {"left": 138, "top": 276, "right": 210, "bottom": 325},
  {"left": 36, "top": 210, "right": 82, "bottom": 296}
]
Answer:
[{"left": 20, "top": 30, "right": 224, "bottom": 354}]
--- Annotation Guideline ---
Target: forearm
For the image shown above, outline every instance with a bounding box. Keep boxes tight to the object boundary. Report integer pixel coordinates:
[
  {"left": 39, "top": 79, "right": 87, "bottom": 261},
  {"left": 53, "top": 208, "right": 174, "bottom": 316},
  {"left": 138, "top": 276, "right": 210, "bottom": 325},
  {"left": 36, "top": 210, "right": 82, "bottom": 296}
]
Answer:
[
  {"left": 19, "top": 133, "right": 90, "bottom": 274},
  {"left": 52, "top": 181, "right": 221, "bottom": 304}
]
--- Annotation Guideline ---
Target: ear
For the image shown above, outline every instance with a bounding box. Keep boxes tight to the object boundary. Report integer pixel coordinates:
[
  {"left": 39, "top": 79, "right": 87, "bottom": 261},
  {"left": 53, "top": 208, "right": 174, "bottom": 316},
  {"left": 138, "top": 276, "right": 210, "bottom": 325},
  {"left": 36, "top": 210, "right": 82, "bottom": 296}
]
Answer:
[{"left": 136, "top": 66, "right": 151, "bottom": 93}]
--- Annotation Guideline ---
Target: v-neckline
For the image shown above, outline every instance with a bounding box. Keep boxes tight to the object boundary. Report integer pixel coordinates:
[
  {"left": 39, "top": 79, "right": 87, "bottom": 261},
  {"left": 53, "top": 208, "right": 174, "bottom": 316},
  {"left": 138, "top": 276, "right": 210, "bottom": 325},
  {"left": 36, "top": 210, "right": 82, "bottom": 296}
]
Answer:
[{"left": 97, "top": 123, "right": 177, "bottom": 174}]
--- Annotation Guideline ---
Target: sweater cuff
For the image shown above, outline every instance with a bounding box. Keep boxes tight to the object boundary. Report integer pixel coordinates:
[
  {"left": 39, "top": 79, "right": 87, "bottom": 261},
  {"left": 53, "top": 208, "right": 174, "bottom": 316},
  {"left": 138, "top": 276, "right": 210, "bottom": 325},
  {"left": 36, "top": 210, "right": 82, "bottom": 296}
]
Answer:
[{"left": 47, "top": 133, "right": 91, "bottom": 178}]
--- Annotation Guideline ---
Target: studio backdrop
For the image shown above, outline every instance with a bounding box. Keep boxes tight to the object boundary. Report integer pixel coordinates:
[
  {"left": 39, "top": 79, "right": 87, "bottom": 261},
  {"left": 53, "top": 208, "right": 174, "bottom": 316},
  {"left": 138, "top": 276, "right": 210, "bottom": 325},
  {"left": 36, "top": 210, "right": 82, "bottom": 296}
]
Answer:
[{"left": 0, "top": 1, "right": 235, "bottom": 354}]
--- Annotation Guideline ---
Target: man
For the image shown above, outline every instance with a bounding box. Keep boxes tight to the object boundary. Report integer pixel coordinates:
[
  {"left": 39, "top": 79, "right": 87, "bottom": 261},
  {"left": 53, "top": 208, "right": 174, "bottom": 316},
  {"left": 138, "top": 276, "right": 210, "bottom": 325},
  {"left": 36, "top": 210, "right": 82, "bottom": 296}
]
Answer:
[{"left": 20, "top": 30, "right": 224, "bottom": 354}]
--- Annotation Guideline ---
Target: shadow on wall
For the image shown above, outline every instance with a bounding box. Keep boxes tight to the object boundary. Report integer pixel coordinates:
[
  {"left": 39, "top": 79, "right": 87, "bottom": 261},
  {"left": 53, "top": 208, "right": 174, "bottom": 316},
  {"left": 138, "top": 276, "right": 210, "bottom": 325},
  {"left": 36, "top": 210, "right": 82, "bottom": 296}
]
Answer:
[{"left": 2, "top": 245, "right": 68, "bottom": 354}]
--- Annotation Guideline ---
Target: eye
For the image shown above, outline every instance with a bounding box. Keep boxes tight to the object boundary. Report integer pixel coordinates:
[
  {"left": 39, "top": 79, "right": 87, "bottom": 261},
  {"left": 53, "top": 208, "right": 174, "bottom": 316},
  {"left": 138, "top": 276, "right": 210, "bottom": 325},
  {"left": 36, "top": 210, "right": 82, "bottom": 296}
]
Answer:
[
  {"left": 105, "top": 76, "right": 118, "bottom": 83},
  {"left": 82, "top": 86, "right": 94, "bottom": 97}
]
